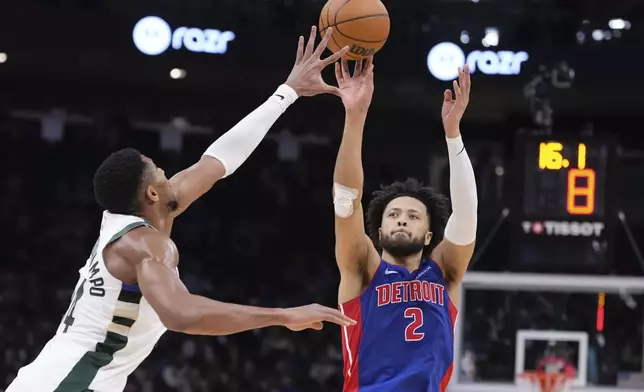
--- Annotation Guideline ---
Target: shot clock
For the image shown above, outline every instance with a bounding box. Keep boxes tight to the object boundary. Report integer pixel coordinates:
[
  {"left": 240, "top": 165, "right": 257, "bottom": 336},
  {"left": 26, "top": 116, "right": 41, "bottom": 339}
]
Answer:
[
  {"left": 522, "top": 138, "right": 609, "bottom": 218},
  {"left": 509, "top": 135, "right": 616, "bottom": 274}
]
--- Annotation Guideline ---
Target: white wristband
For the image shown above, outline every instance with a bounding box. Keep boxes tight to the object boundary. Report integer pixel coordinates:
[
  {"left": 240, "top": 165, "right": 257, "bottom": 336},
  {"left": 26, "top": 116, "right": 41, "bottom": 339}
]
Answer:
[
  {"left": 272, "top": 84, "right": 299, "bottom": 112},
  {"left": 445, "top": 135, "right": 465, "bottom": 156}
]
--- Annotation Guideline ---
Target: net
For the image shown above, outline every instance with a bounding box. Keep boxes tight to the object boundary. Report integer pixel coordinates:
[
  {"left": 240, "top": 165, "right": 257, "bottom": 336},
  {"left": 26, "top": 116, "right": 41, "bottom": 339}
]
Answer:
[{"left": 518, "top": 371, "right": 571, "bottom": 392}]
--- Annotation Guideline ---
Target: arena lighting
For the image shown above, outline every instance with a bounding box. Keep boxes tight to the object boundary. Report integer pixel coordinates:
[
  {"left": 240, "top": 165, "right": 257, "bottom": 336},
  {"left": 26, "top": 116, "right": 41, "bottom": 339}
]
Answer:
[
  {"left": 482, "top": 27, "right": 499, "bottom": 47},
  {"left": 132, "top": 16, "right": 235, "bottom": 56},
  {"left": 608, "top": 18, "right": 630, "bottom": 30},
  {"left": 0, "top": 53, "right": 7, "bottom": 63},
  {"left": 576, "top": 31, "right": 585, "bottom": 44},
  {"left": 460, "top": 31, "right": 470, "bottom": 44},
  {"left": 170, "top": 68, "right": 187, "bottom": 79},
  {"left": 592, "top": 29, "right": 604, "bottom": 41},
  {"left": 427, "top": 42, "right": 528, "bottom": 81}
]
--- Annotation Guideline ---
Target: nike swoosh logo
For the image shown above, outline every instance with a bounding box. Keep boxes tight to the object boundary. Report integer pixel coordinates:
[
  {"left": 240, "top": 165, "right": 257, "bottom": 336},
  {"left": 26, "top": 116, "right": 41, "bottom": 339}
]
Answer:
[
  {"left": 385, "top": 269, "right": 399, "bottom": 275},
  {"left": 274, "top": 94, "right": 285, "bottom": 100},
  {"left": 417, "top": 266, "right": 432, "bottom": 278}
]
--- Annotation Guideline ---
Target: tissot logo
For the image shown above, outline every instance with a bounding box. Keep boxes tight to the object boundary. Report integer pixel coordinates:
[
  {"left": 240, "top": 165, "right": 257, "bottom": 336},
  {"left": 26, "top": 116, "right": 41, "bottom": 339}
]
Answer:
[
  {"left": 133, "top": 16, "right": 235, "bottom": 56},
  {"left": 522, "top": 221, "right": 605, "bottom": 237},
  {"left": 427, "top": 42, "right": 529, "bottom": 81}
]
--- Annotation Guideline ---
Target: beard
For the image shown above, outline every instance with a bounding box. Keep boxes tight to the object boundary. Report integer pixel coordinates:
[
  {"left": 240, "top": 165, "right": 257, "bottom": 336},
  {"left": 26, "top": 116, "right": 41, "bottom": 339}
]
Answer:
[
  {"left": 167, "top": 199, "right": 179, "bottom": 212},
  {"left": 380, "top": 233, "right": 426, "bottom": 257}
]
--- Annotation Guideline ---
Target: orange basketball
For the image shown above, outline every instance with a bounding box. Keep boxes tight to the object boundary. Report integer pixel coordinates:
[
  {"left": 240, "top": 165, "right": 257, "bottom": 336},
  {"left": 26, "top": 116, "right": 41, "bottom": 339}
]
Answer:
[{"left": 319, "top": 0, "right": 390, "bottom": 60}]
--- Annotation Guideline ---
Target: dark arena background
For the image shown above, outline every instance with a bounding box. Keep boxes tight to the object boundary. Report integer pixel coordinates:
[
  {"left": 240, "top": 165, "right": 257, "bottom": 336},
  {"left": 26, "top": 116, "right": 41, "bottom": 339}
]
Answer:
[{"left": 1, "top": 0, "right": 644, "bottom": 391}]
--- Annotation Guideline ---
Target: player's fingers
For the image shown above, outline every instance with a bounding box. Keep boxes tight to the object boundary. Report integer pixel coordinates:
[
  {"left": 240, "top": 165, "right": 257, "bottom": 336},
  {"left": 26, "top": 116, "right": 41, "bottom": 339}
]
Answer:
[
  {"left": 365, "top": 64, "right": 374, "bottom": 79},
  {"left": 322, "top": 83, "right": 342, "bottom": 97},
  {"left": 353, "top": 59, "right": 363, "bottom": 77},
  {"left": 363, "top": 57, "right": 374, "bottom": 79},
  {"left": 362, "top": 63, "right": 374, "bottom": 84},
  {"left": 334, "top": 62, "right": 343, "bottom": 83},
  {"left": 314, "top": 27, "right": 333, "bottom": 59},
  {"left": 458, "top": 66, "right": 465, "bottom": 94},
  {"left": 310, "top": 322, "right": 324, "bottom": 330},
  {"left": 322, "top": 308, "right": 356, "bottom": 326},
  {"left": 453, "top": 80, "right": 462, "bottom": 100},
  {"left": 341, "top": 58, "right": 350, "bottom": 79},
  {"left": 319, "top": 46, "right": 348, "bottom": 68},
  {"left": 464, "top": 64, "right": 471, "bottom": 96},
  {"left": 304, "top": 26, "right": 317, "bottom": 58},
  {"left": 295, "top": 36, "right": 304, "bottom": 64},
  {"left": 324, "top": 313, "right": 356, "bottom": 327},
  {"left": 363, "top": 56, "right": 373, "bottom": 73},
  {"left": 444, "top": 89, "right": 453, "bottom": 102}
]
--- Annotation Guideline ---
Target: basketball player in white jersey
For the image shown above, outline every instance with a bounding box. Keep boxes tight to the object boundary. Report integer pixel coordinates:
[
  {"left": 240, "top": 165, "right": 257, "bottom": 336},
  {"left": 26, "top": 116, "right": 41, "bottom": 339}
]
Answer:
[{"left": 5, "top": 27, "right": 355, "bottom": 392}]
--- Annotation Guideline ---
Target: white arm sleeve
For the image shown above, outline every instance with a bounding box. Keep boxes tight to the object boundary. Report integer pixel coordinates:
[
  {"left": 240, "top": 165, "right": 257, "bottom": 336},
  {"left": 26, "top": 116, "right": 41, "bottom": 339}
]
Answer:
[
  {"left": 203, "top": 84, "right": 298, "bottom": 177},
  {"left": 444, "top": 135, "right": 478, "bottom": 245}
]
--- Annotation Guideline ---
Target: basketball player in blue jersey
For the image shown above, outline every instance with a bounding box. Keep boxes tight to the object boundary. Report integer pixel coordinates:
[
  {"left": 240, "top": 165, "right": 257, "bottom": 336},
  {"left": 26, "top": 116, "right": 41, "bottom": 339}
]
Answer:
[
  {"left": 331, "top": 57, "right": 477, "bottom": 392},
  {"left": 5, "top": 27, "right": 357, "bottom": 392}
]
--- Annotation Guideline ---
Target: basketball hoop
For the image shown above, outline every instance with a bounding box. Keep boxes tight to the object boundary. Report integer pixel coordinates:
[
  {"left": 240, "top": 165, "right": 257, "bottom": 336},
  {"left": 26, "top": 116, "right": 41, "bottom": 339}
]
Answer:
[{"left": 517, "top": 371, "right": 571, "bottom": 392}]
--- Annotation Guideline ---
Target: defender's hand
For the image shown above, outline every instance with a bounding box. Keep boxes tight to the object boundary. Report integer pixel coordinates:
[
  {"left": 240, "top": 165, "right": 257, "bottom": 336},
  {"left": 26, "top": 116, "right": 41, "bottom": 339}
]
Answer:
[
  {"left": 335, "top": 57, "right": 375, "bottom": 117},
  {"left": 441, "top": 64, "right": 471, "bottom": 138},
  {"left": 281, "top": 304, "right": 356, "bottom": 331},
  {"left": 285, "top": 26, "right": 349, "bottom": 97}
]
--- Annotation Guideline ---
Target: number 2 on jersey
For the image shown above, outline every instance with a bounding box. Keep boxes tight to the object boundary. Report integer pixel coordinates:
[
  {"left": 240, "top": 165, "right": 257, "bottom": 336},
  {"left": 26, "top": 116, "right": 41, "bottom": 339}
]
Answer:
[{"left": 404, "top": 307, "right": 425, "bottom": 341}]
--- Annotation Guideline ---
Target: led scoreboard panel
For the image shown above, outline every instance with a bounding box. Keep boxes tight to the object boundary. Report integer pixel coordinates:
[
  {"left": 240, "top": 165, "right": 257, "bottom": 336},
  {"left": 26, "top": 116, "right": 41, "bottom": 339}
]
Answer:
[
  {"left": 522, "top": 139, "right": 608, "bottom": 218},
  {"left": 511, "top": 136, "right": 614, "bottom": 273}
]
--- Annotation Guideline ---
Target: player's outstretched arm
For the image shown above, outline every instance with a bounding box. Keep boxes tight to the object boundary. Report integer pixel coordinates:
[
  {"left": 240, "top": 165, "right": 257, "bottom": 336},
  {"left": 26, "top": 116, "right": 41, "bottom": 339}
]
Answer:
[
  {"left": 333, "top": 58, "right": 379, "bottom": 278},
  {"left": 168, "top": 27, "right": 349, "bottom": 216},
  {"left": 432, "top": 65, "right": 478, "bottom": 290},
  {"left": 131, "top": 233, "right": 356, "bottom": 335}
]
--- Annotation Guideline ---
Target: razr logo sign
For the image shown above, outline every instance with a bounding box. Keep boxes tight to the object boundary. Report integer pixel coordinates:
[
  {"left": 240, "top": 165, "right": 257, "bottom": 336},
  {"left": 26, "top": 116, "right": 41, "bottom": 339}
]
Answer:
[
  {"left": 133, "top": 16, "right": 235, "bottom": 56},
  {"left": 427, "top": 42, "right": 529, "bottom": 81}
]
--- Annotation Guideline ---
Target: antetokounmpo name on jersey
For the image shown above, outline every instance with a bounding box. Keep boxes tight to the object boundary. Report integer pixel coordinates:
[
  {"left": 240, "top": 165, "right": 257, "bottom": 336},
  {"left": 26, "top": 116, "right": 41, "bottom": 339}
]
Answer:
[
  {"left": 88, "top": 260, "right": 106, "bottom": 297},
  {"left": 375, "top": 281, "right": 445, "bottom": 307}
]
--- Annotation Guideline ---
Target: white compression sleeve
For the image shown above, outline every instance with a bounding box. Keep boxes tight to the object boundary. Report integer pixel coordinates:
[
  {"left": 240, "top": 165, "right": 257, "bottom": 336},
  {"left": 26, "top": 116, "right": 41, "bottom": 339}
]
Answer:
[
  {"left": 203, "top": 84, "right": 298, "bottom": 177},
  {"left": 444, "top": 135, "right": 478, "bottom": 245}
]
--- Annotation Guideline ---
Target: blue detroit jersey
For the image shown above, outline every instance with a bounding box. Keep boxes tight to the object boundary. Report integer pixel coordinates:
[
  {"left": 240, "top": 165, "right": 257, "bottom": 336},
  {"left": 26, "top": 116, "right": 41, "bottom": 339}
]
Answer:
[{"left": 339, "top": 259, "right": 457, "bottom": 392}]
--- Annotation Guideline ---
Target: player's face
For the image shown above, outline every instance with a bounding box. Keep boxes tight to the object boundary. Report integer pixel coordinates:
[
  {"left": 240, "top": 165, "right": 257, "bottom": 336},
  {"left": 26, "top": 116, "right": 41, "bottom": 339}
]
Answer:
[
  {"left": 379, "top": 196, "right": 432, "bottom": 257},
  {"left": 141, "top": 156, "right": 178, "bottom": 212}
]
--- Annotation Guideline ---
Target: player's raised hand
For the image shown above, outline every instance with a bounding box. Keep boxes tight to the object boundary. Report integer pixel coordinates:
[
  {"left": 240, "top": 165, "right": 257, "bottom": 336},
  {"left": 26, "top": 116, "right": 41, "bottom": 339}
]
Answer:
[
  {"left": 281, "top": 303, "right": 356, "bottom": 331},
  {"left": 285, "top": 26, "right": 349, "bottom": 97},
  {"left": 441, "top": 64, "right": 471, "bottom": 138},
  {"left": 335, "top": 56, "right": 375, "bottom": 116}
]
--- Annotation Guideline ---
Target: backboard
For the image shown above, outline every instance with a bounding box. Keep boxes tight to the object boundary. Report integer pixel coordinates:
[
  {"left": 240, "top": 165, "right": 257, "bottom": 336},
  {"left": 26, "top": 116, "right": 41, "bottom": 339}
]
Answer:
[{"left": 450, "top": 272, "right": 644, "bottom": 392}]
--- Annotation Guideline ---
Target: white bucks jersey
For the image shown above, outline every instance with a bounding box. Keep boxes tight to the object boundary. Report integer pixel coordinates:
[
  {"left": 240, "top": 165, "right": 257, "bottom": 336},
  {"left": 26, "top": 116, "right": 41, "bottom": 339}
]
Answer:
[{"left": 6, "top": 212, "right": 167, "bottom": 392}]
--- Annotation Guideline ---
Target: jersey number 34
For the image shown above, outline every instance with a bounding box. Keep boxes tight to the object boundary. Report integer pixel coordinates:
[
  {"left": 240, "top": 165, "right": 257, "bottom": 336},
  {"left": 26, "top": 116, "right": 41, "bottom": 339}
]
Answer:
[{"left": 404, "top": 307, "right": 425, "bottom": 341}]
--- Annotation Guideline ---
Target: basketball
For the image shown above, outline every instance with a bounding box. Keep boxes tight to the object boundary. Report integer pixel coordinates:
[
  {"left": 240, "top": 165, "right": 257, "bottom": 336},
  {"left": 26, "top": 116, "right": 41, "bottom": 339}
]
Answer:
[{"left": 319, "top": 0, "right": 390, "bottom": 60}]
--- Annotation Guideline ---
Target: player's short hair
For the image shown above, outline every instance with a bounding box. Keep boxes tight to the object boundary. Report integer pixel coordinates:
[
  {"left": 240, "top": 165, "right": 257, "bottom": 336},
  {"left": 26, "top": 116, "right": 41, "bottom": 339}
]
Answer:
[
  {"left": 366, "top": 178, "right": 450, "bottom": 257},
  {"left": 93, "top": 148, "right": 146, "bottom": 215}
]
